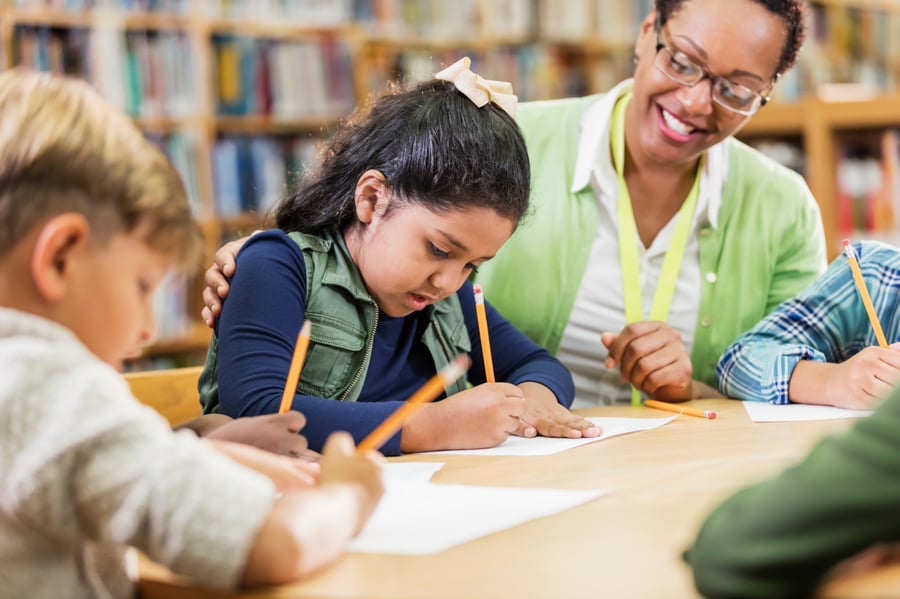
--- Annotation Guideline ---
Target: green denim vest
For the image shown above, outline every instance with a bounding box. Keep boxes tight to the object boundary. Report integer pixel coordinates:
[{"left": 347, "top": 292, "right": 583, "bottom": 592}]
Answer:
[{"left": 199, "top": 230, "right": 471, "bottom": 414}]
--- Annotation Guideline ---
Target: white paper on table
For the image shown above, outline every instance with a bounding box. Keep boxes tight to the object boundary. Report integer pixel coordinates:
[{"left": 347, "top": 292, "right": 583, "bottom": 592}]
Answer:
[
  {"left": 347, "top": 483, "right": 607, "bottom": 555},
  {"left": 424, "top": 415, "right": 676, "bottom": 456},
  {"left": 382, "top": 461, "right": 445, "bottom": 485},
  {"left": 742, "top": 401, "right": 872, "bottom": 422}
]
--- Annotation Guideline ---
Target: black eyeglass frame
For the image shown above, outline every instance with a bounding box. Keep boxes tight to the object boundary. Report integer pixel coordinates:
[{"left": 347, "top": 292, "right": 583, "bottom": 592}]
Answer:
[{"left": 652, "top": 16, "right": 777, "bottom": 116}]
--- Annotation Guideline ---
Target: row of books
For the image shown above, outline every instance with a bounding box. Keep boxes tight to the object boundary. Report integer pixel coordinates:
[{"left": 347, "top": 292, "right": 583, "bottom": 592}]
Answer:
[
  {"left": 210, "top": 0, "right": 352, "bottom": 23},
  {"left": 13, "top": 25, "right": 198, "bottom": 118},
  {"left": 363, "top": 45, "right": 588, "bottom": 102},
  {"left": 122, "top": 30, "right": 196, "bottom": 118},
  {"left": 835, "top": 130, "right": 900, "bottom": 236},
  {"left": 537, "top": 0, "right": 650, "bottom": 42},
  {"left": 213, "top": 35, "right": 355, "bottom": 118},
  {"left": 796, "top": 3, "right": 900, "bottom": 96},
  {"left": 748, "top": 131, "right": 900, "bottom": 237},
  {"left": 354, "top": 0, "right": 531, "bottom": 40},
  {"left": 212, "top": 134, "right": 320, "bottom": 218},
  {"left": 13, "top": 0, "right": 189, "bottom": 11}
]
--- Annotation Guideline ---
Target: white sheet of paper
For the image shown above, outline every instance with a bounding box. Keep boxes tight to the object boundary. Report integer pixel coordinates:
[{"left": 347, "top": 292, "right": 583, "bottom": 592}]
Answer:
[
  {"left": 742, "top": 401, "right": 872, "bottom": 422},
  {"left": 347, "top": 483, "right": 607, "bottom": 555},
  {"left": 382, "top": 461, "right": 444, "bottom": 485},
  {"left": 423, "top": 415, "right": 676, "bottom": 456}
]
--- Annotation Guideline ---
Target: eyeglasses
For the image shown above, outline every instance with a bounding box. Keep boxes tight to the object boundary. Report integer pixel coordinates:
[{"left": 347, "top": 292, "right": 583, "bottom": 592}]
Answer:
[{"left": 653, "top": 19, "right": 773, "bottom": 116}]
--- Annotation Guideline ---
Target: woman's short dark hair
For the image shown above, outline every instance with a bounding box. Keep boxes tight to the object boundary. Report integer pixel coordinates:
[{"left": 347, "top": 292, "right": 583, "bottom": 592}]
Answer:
[
  {"left": 275, "top": 79, "right": 530, "bottom": 234},
  {"left": 655, "top": 0, "right": 807, "bottom": 77}
]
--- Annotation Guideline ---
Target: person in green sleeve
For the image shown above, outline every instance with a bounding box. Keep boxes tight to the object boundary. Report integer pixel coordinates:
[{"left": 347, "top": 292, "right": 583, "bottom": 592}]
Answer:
[
  {"left": 473, "top": 0, "right": 824, "bottom": 407},
  {"left": 201, "top": 0, "right": 825, "bottom": 407},
  {"left": 685, "top": 382, "right": 900, "bottom": 598}
]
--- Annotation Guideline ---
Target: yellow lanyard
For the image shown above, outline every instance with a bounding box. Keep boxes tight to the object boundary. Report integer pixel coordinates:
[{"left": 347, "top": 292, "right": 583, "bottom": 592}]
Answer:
[{"left": 610, "top": 93, "right": 702, "bottom": 405}]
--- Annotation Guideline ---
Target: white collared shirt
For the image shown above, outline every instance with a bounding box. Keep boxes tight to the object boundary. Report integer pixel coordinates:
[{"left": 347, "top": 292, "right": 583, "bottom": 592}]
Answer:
[{"left": 557, "top": 80, "right": 730, "bottom": 406}]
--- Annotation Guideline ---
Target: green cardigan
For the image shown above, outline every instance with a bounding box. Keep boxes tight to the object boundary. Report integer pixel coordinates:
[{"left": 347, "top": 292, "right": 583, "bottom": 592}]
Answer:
[
  {"left": 685, "top": 384, "right": 900, "bottom": 597},
  {"left": 474, "top": 92, "right": 827, "bottom": 386}
]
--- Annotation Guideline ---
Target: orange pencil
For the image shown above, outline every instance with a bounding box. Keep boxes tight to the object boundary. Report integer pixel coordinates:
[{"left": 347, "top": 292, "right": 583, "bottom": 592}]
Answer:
[
  {"left": 278, "top": 319, "right": 312, "bottom": 414},
  {"left": 644, "top": 399, "right": 716, "bottom": 420},
  {"left": 357, "top": 354, "right": 470, "bottom": 453},
  {"left": 843, "top": 239, "right": 888, "bottom": 348},
  {"left": 473, "top": 284, "right": 495, "bottom": 382}
]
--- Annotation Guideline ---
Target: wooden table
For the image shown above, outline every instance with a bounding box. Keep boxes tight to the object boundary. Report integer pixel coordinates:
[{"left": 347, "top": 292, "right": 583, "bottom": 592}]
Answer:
[{"left": 137, "top": 399, "right": 868, "bottom": 599}]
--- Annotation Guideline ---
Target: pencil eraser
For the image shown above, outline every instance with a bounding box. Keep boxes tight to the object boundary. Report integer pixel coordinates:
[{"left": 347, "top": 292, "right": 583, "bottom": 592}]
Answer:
[
  {"left": 842, "top": 239, "right": 850, "bottom": 247},
  {"left": 473, "top": 284, "right": 482, "bottom": 294},
  {"left": 706, "top": 411, "right": 717, "bottom": 419}
]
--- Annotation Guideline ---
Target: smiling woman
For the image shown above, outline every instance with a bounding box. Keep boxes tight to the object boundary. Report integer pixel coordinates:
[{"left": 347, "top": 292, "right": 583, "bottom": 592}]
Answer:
[
  {"left": 472, "top": 0, "right": 827, "bottom": 407},
  {"left": 197, "top": 61, "right": 602, "bottom": 457}
]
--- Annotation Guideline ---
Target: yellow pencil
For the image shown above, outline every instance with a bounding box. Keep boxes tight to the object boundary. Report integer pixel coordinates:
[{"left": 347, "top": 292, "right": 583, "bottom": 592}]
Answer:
[
  {"left": 644, "top": 399, "right": 717, "bottom": 420},
  {"left": 357, "top": 354, "right": 470, "bottom": 453},
  {"left": 843, "top": 239, "right": 888, "bottom": 348},
  {"left": 278, "top": 319, "right": 312, "bottom": 414},
  {"left": 473, "top": 284, "right": 495, "bottom": 382}
]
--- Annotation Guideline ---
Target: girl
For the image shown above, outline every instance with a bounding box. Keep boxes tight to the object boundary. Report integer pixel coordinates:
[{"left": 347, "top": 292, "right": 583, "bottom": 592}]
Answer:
[{"left": 199, "top": 59, "right": 600, "bottom": 456}]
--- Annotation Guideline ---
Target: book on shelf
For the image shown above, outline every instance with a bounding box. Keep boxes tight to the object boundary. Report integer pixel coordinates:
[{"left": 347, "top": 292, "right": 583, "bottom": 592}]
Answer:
[
  {"left": 212, "top": 134, "right": 320, "bottom": 218},
  {"left": 835, "top": 131, "right": 900, "bottom": 238},
  {"left": 213, "top": 34, "right": 355, "bottom": 119}
]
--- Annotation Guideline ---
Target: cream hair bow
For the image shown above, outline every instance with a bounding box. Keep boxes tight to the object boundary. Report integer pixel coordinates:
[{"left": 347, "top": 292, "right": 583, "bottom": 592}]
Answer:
[{"left": 435, "top": 57, "right": 517, "bottom": 118}]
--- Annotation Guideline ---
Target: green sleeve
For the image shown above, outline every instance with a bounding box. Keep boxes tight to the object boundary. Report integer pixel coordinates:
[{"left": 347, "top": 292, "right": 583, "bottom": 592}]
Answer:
[{"left": 685, "top": 387, "right": 900, "bottom": 598}]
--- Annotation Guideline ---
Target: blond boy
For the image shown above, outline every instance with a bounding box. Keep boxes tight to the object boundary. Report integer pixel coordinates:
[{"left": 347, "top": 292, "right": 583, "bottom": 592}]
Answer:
[{"left": 0, "top": 69, "right": 382, "bottom": 598}]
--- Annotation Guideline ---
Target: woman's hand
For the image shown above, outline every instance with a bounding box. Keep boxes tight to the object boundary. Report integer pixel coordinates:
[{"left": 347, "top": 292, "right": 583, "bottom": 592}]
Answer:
[
  {"left": 602, "top": 320, "right": 693, "bottom": 401},
  {"left": 201, "top": 234, "right": 253, "bottom": 327}
]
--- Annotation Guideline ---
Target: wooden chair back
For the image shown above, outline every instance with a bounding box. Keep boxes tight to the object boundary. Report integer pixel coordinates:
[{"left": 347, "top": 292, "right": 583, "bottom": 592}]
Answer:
[{"left": 124, "top": 366, "right": 204, "bottom": 427}]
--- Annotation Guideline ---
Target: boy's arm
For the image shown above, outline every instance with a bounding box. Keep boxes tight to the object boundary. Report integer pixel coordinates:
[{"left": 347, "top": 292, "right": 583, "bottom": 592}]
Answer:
[
  {"left": 240, "top": 432, "right": 383, "bottom": 585},
  {"left": 717, "top": 251, "right": 870, "bottom": 404},
  {"left": 685, "top": 386, "right": 900, "bottom": 598}
]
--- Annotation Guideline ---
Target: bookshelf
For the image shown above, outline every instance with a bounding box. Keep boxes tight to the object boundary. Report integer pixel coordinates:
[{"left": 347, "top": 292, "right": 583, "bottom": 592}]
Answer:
[
  {"left": 0, "top": 0, "right": 655, "bottom": 369},
  {"left": 4, "top": 0, "right": 900, "bottom": 367},
  {"left": 736, "top": 0, "right": 900, "bottom": 258}
]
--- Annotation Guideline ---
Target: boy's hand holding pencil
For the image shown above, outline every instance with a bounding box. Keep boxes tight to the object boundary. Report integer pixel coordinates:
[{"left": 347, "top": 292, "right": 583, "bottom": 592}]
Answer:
[{"left": 319, "top": 431, "right": 384, "bottom": 536}]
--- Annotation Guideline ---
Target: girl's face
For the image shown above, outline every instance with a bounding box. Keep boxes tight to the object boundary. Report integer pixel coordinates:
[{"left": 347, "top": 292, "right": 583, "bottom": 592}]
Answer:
[
  {"left": 627, "top": 0, "right": 786, "bottom": 170},
  {"left": 348, "top": 187, "right": 516, "bottom": 318}
]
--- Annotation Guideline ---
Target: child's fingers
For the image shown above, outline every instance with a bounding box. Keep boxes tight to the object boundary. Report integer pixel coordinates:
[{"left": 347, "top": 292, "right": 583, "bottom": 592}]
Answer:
[{"left": 322, "top": 430, "right": 356, "bottom": 456}]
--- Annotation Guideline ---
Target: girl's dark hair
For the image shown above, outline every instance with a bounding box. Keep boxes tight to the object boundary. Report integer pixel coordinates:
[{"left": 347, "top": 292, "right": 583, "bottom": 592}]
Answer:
[
  {"left": 275, "top": 79, "right": 530, "bottom": 234},
  {"left": 655, "top": 0, "right": 806, "bottom": 77}
]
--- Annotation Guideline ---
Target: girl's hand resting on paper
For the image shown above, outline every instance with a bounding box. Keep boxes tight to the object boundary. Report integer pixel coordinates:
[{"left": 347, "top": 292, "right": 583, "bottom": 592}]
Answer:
[
  {"left": 318, "top": 431, "right": 384, "bottom": 536},
  {"left": 602, "top": 321, "right": 694, "bottom": 401},
  {"left": 789, "top": 344, "right": 900, "bottom": 410},
  {"left": 201, "top": 234, "right": 253, "bottom": 327},
  {"left": 399, "top": 383, "right": 527, "bottom": 452},
  {"left": 513, "top": 381, "right": 602, "bottom": 439}
]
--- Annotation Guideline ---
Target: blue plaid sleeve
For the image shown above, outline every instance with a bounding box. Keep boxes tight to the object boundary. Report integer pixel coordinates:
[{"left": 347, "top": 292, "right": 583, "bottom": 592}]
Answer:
[{"left": 717, "top": 241, "right": 900, "bottom": 403}]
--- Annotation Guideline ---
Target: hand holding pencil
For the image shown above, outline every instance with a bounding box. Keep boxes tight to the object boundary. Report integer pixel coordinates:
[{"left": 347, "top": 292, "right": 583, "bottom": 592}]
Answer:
[{"left": 357, "top": 354, "right": 471, "bottom": 453}]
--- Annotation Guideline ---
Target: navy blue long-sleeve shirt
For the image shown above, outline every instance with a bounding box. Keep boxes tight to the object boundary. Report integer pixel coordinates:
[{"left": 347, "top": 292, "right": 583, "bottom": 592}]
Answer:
[{"left": 215, "top": 229, "right": 574, "bottom": 455}]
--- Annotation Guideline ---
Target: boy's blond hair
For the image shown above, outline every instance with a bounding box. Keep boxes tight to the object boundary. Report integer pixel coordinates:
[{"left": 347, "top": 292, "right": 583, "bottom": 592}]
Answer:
[{"left": 0, "top": 68, "right": 202, "bottom": 263}]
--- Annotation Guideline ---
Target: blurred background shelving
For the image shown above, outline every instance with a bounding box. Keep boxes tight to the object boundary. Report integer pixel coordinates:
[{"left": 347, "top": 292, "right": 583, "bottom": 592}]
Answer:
[{"left": 3, "top": 0, "right": 899, "bottom": 368}]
